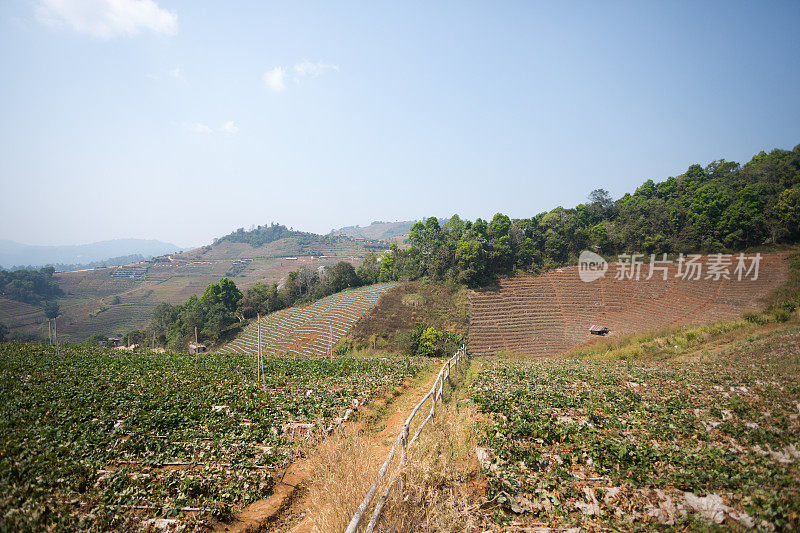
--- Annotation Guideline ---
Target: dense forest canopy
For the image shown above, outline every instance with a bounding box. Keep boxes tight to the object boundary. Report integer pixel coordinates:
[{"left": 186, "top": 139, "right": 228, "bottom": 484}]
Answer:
[
  {"left": 214, "top": 222, "right": 334, "bottom": 248},
  {"left": 374, "top": 145, "right": 800, "bottom": 286},
  {"left": 0, "top": 267, "right": 63, "bottom": 304}
]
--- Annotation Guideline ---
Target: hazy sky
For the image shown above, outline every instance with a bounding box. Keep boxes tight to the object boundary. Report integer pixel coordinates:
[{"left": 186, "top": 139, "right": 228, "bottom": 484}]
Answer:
[{"left": 1, "top": 1, "right": 798, "bottom": 248}]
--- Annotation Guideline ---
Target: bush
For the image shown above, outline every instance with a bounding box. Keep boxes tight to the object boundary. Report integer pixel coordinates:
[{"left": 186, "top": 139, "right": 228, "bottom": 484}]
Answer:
[
  {"left": 332, "top": 339, "right": 351, "bottom": 357},
  {"left": 772, "top": 308, "right": 792, "bottom": 323},
  {"left": 401, "top": 325, "right": 463, "bottom": 357},
  {"left": 744, "top": 312, "right": 771, "bottom": 325},
  {"left": 84, "top": 333, "right": 108, "bottom": 347},
  {"left": 416, "top": 327, "right": 442, "bottom": 357}
]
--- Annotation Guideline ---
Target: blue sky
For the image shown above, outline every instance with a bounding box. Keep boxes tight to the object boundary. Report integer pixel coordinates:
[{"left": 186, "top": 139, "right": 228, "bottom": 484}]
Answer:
[{"left": 1, "top": 1, "right": 798, "bottom": 248}]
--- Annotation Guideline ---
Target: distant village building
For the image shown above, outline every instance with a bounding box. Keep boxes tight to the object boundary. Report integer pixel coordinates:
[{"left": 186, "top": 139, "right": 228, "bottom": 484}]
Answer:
[
  {"left": 189, "top": 343, "right": 207, "bottom": 354},
  {"left": 107, "top": 337, "right": 122, "bottom": 347},
  {"left": 114, "top": 343, "right": 140, "bottom": 351}
]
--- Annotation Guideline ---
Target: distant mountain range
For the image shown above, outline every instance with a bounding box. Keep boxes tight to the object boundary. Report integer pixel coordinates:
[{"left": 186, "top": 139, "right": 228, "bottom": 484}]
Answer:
[{"left": 0, "top": 239, "right": 182, "bottom": 271}]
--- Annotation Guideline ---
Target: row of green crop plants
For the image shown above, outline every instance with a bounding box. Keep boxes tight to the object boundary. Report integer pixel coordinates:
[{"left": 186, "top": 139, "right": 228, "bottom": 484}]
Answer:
[
  {"left": 0, "top": 343, "right": 427, "bottom": 531},
  {"left": 469, "top": 329, "right": 800, "bottom": 529}
]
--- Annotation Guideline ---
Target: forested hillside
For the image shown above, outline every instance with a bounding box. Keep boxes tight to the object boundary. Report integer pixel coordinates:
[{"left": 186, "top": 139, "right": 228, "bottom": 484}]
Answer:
[
  {"left": 0, "top": 267, "right": 62, "bottom": 304},
  {"left": 377, "top": 145, "right": 800, "bottom": 286},
  {"left": 215, "top": 222, "right": 328, "bottom": 247}
]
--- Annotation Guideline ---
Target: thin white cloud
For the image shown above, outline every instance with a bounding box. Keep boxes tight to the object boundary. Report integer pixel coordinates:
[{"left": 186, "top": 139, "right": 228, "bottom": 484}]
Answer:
[
  {"left": 186, "top": 121, "right": 238, "bottom": 136},
  {"left": 263, "top": 61, "right": 339, "bottom": 93},
  {"left": 169, "top": 67, "right": 182, "bottom": 79},
  {"left": 188, "top": 122, "right": 213, "bottom": 134},
  {"left": 220, "top": 121, "right": 238, "bottom": 136},
  {"left": 35, "top": 0, "right": 177, "bottom": 39},
  {"left": 263, "top": 67, "right": 286, "bottom": 92},
  {"left": 293, "top": 60, "right": 339, "bottom": 78}
]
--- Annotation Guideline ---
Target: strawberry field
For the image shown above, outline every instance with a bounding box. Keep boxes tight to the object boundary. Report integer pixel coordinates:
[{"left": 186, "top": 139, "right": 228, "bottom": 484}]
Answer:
[
  {"left": 469, "top": 328, "right": 800, "bottom": 530},
  {"left": 0, "top": 342, "right": 426, "bottom": 531},
  {"left": 222, "top": 282, "right": 398, "bottom": 357}
]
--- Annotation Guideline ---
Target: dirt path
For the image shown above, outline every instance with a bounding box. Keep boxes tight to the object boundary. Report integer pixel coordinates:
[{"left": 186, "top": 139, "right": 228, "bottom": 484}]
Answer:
[
  {"left": 214, "top": 363, "right": 440, "bottom": 533},
  {"left": 283, "top": 365, "right": 440, "bottom": 533}
]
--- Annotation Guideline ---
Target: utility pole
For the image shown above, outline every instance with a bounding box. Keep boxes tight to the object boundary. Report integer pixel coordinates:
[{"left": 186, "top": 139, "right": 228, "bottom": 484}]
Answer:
[
  {"left": 48, "top": 320, "right": 52, "bottom": 346},
  {"left": 257, "top": 313, "right": 266, "bottom": 390},
  {"left": 54, "top": 317, "right": 59, "bottom": 357},
  {"left": 194, "top": 326, "right": 198, "bottom": 361}
]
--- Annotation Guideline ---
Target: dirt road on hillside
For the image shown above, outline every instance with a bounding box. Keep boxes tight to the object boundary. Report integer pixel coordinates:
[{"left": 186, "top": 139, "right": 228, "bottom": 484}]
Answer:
[{"left": 215, "top": 365, "right": 440, "bottom": 533}]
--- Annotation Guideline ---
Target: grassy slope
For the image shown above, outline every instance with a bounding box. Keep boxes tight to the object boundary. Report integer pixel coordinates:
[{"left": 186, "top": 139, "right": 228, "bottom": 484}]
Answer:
[{"left": 347, "top": 280, "right": 469, "bottom": 353}]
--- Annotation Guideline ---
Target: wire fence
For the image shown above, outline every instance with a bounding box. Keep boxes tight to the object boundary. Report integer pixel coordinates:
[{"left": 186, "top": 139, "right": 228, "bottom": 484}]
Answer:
[{"left": 345, "top": 344, "right": 469, "bottom": 533}]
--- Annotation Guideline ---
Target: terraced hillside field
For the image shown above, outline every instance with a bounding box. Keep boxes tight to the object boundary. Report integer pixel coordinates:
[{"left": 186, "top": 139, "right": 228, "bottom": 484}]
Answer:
[
  {"left": 0, "top": 236, "right": 387, "bottom": 343},
  {"left": 469, "top": 253, "right": 788, "bottom": 357},
  {"left": 222, "top": 283, "right": 397, "bottom": 356}
]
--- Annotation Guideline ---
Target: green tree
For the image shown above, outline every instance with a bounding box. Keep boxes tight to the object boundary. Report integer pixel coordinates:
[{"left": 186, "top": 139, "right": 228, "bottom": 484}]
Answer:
[
  {"left": 322, "top": 261, "right": 360, "bottom": 294},
  {"left": 202, "top": 303, "right": 236, "bottom": 341},
  {"left": 85, "top": 333, "right": 108, "bottom": 347},
  {"left": 201, "top": 277, "right": 242, "bottom": 312},
  {"left": 238, "top": 282, "right": 280, "bottom": 318},
  {"left": 356, "top": 253, "right": 380, "bottom": 285},
  {"left": 588, "top": 188, "right": 614, "bottom": 212},
  {"left": 774, "top": 186, "right": 800, "bottom": 241},
  {"left": 123, "top": 330, "right": 146, "bottom": 346},
  {"left": 44, "top": 301, "right": 59, "bottom": 319}
]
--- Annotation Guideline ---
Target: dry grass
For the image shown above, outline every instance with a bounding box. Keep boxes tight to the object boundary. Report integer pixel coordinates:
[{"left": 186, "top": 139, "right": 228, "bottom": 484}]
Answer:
[
  {"left": 305, "top": 428, "right": 377, "bottom": 532},
  {"left": 378, "top": 402, "right": 481, "bottom": 533},
  {"left": 303, "top": 360, "right": 480, "bottom": 533}
]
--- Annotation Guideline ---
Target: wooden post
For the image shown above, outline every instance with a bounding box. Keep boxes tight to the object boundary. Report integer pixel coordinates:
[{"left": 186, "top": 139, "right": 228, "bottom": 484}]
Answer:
[{"left": 258, "top": 314, "right": 266, "bottom": 391}]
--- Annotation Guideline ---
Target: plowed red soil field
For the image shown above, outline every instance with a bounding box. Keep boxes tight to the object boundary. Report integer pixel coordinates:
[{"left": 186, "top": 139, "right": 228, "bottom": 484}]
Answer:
[{"left": 468, "top": 253, "right": 789, "bottom": 357}]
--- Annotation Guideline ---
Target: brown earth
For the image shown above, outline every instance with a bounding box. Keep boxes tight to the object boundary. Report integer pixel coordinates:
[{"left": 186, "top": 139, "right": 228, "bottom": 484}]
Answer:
[
  {"left": 348, "top": 280, "right": 469, "bottom": 352},
  {"left": 469, "top": 252, "right": 790, "bottom": 357}
]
